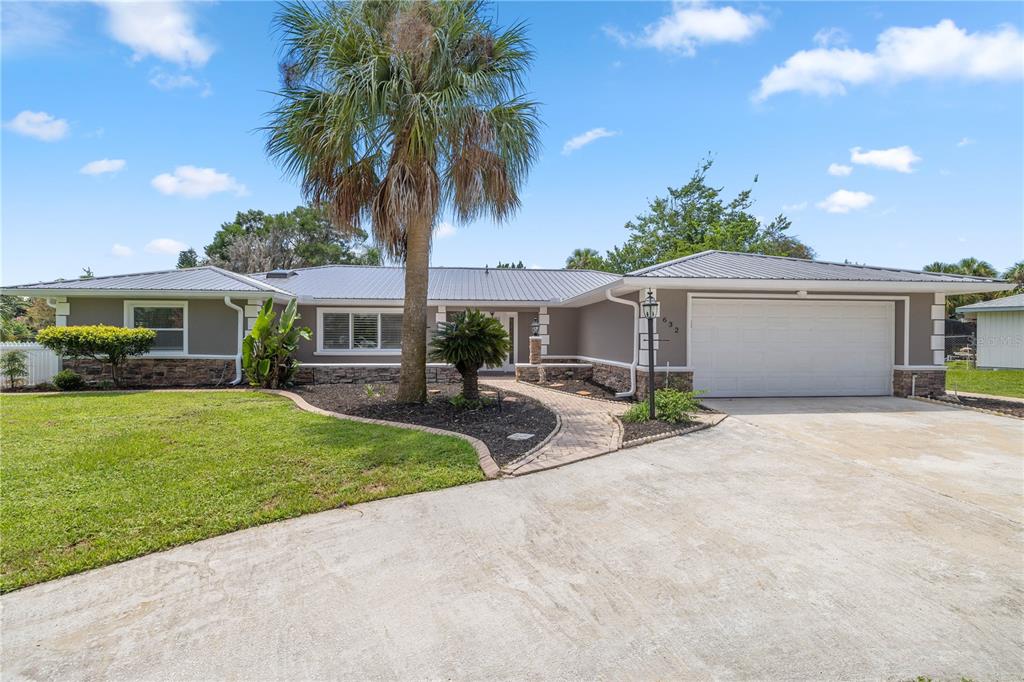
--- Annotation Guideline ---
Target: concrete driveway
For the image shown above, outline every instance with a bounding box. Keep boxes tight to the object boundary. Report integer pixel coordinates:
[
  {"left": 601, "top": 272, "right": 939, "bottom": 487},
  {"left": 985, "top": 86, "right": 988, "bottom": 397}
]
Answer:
[{"left": 2, "top": 399, "right": 1021, "bottom": 680}]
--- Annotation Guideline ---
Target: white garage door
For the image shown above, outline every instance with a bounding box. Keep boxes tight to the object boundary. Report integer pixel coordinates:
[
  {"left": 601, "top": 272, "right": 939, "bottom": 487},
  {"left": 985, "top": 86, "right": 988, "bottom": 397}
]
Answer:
[{"left": 691, "top": 299, "right": 894, "bottom": 397}]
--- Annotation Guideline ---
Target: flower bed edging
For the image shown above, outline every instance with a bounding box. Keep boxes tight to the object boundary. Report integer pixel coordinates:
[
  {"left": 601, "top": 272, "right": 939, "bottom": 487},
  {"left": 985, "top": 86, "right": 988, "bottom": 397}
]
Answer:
[
  {"left": 909, "top": 395, "right": 1023, "bottom": 421},
  {"left": 618, "top": 411, "right": 729, "bottom": 449},
  {"left": 264, "top": 389, "right": 502, "bottom": 479}
]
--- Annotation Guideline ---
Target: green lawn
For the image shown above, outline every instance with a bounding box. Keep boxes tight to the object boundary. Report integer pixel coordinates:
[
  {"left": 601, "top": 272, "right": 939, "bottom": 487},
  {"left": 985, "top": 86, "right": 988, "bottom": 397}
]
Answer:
[
  {"left": 0, "top": 391, "right": 482, "bottom": 592},
  {"left": 946, "top": 361, "right": 1024, "bottom": 399}
]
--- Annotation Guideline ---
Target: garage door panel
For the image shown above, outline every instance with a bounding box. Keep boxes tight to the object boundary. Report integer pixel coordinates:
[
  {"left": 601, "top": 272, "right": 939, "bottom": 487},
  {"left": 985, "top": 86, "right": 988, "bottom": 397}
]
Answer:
[{"left": 691, "top": 299, "right": 894, "bottom": 398}]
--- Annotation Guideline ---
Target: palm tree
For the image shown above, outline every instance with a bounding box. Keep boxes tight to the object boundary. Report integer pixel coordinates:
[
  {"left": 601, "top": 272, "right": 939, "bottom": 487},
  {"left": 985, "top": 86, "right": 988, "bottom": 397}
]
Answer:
[
  {"left": 565, "top": 248, "right": 607, "bottom": 271},
  {"left": 266, "top": 1, "right": 540, "bottom": 402},
  {"left": 1003, "top": 261, "right": 1024, "bottom": 292},
  {"left": 924, "top": 257, "right": 1000, "bottom": 315}
]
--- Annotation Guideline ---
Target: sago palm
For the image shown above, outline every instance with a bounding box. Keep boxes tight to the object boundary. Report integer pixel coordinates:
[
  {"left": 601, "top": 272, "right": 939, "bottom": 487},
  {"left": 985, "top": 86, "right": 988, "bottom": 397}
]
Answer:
[
  {"left": 265, "top": 0, "right": 540, "bottom": 402},
  {"left": 429, "top": 309, "right": 510, "bottom": 401}
]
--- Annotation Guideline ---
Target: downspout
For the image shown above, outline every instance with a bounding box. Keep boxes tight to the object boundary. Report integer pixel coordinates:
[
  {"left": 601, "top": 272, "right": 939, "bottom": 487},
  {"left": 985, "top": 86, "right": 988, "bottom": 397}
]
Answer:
[
  {"left": 605, "top": 289, "right": 639, "bottom": 398},
  {"left": 223, "top": 296, "right": 244, "bottom": 385}
]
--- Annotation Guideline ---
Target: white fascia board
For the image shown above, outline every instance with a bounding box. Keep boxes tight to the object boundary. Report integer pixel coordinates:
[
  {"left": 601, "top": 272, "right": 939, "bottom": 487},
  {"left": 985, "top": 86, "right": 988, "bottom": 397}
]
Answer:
[
  {"left": 299, "top": 298, "right": 557, "bottom": 307},
  {"left": 0, "top": 288, "right": 291, "bottom": 301},
  {"left": 620, "top": 277, "right": 1013, "bottom": 295}
]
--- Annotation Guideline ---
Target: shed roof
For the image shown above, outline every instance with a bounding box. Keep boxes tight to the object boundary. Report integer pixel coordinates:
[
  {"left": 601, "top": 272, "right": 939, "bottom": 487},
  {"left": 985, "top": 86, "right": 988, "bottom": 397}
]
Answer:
[
  {"left": 2, "top": 266, "right": 277, "bottom": 293},
  {"left": 630, "top": 250, "right": 1006, "bottom": 283},
  {"left": 249, "top": 265, "right": 620, "bottom": 303},
  {"left": 956, "top": 293, "right": 1024, "bottom": 313}
]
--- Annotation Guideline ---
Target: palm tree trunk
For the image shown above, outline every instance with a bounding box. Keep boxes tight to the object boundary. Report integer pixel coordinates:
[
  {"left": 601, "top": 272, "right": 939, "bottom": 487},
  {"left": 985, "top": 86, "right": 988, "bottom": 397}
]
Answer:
[
  {"left": 462, "top": 365, "right": 479, "bottom": 401},
  {"left": 396, "top": 213, "right": 430, "bottom": 403}
]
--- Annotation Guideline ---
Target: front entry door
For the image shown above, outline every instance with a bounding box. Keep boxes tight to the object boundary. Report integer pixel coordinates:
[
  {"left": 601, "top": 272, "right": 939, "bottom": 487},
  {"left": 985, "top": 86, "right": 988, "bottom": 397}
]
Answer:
[{"left": 487, "top": 312, "right": 517, "bottom": 372}]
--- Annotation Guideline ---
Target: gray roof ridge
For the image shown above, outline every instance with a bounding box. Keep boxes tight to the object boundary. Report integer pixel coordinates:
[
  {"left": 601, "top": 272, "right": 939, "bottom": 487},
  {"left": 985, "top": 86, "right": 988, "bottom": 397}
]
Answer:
[
  {"left": 627, "top": 250, "right": 717, "bottom": 275},
  {"left": 249, "top": 264, "right": 619, "bottom": 276},
  {"left": 7, "top": 264, "right": 220, "bottom": 289},
  {"left": 205, "top": 265, "right": 289, "bottom": 294}
]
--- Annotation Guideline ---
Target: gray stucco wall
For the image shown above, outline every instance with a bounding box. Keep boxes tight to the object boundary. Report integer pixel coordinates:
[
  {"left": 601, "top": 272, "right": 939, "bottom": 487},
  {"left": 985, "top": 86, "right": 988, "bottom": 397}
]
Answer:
[
  {"left": 546, "top": 308, "right": 578, "bottom": 357},
  {"left": 66, "top": 296, "right": 241, "bottom": 356},
  {"left": 576, "top": 299, "right": 634, "bottom": 364},
  {"left": 907, "top": 292, "right": 936, "bottom": 365}
]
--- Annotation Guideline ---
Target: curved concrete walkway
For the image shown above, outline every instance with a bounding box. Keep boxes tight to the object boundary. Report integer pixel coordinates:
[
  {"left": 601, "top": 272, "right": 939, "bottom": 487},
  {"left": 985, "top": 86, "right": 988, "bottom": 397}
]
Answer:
[{"left": 483, "top": 378, "right": 628, "bottom": 474}]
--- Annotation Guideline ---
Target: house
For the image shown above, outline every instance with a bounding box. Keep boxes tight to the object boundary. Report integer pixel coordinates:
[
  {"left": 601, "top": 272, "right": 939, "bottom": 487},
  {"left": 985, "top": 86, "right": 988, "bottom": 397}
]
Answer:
[
  {"left": 955, "top": 294, "right": 1024, "bottom": 369},
  {"left": 2, "top": 251, "right": 1011, "bottom": 397}
]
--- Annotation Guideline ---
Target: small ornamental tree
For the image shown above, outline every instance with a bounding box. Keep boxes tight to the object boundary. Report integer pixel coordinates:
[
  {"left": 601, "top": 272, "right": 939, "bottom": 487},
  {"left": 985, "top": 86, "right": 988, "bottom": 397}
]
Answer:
[
  {"left": 429, "top": 309, "right": 511, "bottom": 401},
  {"left": 36, "top": 325, "right": 155, "bottom": 386},
  {"left": 242, "top": 298, "right": 311, "bottom": 388},
  {"left": 1, "top": 350, "right": 29, "bottom": 388}
]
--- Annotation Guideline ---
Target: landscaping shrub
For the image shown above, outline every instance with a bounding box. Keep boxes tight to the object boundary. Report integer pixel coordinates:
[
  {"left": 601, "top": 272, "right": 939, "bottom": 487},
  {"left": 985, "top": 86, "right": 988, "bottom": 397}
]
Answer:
[
  {"left": 429, "top": 309, "right": 510, "bottom": 401},
  {"left": 242, "top": 298, "right": 311, "bottom": 388},
  {"left": 621, "top": 389, "right": 701, "bottom": 424},
  {"left": 53, "top": 369, "right": 86, "bottom": 391},
  {"left": 37, "top": 325, "right": 155, "bottom": 386},
  {"left": 1, "top": 350, "right": 29, "bottom": 388}
]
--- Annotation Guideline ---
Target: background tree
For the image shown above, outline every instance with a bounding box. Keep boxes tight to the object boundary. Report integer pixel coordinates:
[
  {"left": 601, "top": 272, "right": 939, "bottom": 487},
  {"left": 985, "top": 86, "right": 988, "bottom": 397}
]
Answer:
[
  {"left": 0, "top": 295, "right": 48, "bottom": 341},
  {"left": 266, "top": 1, "right": 540, "bottom": 402},
  {"left": 1, "top": 350, "right": 29, "bottom": 388},
  {"left": 496, "top": 260, "right": 524, "bottom": 269},
  {"left": 923, "top": 257, "right": 1000, "bottom": 315},
  {"left": 599, "top": 158, "right": 814, "bottom": 274},
  {"left": 1003, "top": 261, "right": 1024, "bottom": 292},
  {"left": 80, "top": 267, "right": 94, "bottom": 280},
  {"left": 176, "top": 248, "right": 200, "bottom": 269},
  {"left": 565, "top": 248, "right": 607, "bottom": 271},
  {"left": 429, "top": 309, "right": 510, "bottom": 401},
  {"left": 203, "top": 206, "right": 379, "bottom": 272}
]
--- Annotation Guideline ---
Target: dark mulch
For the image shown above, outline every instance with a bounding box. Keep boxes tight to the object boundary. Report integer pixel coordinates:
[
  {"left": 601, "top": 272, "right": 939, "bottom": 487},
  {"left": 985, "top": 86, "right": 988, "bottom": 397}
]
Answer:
[
  {"left": 534, "top": 379, "right": 620, "bottom": 400},
  {"left": 619, "top": 418, "right": 696, "bottom": 443},
  {"left": 295, "top": 383, "right": 558, "bottom": 466},
  {"left": 934, "top": 394, "right": 1024, "bottom": 418}
]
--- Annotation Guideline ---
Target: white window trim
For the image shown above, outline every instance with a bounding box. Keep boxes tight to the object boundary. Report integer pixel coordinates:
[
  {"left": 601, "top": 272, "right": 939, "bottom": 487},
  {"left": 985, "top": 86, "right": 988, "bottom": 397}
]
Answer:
[
  {"left": 123, "top": 300, "right": 189, "bottom": 357},
  {"left": 316, "top": 307, "right": 403, "bottom": 355}
]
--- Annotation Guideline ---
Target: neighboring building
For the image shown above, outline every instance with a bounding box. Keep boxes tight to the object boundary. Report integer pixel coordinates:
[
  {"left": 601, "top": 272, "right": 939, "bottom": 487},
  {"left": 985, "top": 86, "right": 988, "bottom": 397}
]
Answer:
[
  {"left": 956, "top": 294, "right": 1024, "bottom": 369},
  {"left": 2, "top": 251, "right": 1011, "bottom": 397}
]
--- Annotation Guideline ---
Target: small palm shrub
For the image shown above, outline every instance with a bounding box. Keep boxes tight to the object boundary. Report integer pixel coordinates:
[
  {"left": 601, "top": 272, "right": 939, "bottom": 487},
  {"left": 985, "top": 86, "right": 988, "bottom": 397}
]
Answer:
[
  {"left": 37, "top": 325, "right": 156, "bottom": 386},
  {"left": 53, "top": 369, "right": 86, "bottom": 391},
  {"left": 429, "top": 309, "right": 511, "bottom": 401},
  {"left": 621, "top": 389, "right": 702, "bottom": 424},
  {"left": 1, "top": 350, "right": 29, "bottom": 388},
  {"left": 242, "top": 298, "right": 311, "bottom": 388}
]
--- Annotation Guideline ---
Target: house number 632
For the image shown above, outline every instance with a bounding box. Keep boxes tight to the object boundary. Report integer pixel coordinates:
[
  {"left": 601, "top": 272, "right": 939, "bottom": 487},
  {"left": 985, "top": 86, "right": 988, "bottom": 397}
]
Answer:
[{"left": 661, "top": 317, "right": 680, "bottom": 333}]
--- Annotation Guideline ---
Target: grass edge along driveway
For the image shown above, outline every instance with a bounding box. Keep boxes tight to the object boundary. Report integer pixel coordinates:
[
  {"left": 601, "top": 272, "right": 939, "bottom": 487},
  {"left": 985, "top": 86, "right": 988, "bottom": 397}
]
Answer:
[
  {"left": 946, "top": 361, "right": 1024, "bottom": 398},
  {"left": 1, "top": 390, "right": 483, "bottom": 593}
]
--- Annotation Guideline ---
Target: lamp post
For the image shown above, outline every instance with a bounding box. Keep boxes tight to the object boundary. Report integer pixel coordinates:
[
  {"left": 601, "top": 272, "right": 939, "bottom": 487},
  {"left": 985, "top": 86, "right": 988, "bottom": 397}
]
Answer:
[{"left": 640, "top": 289, "right": 660, "bottom": 420}]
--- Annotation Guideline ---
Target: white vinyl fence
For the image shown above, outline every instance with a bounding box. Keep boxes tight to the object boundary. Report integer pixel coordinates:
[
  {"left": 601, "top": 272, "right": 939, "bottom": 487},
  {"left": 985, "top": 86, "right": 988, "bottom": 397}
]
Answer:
[{"left": 0, "top": 342, "right": 60, "bottom": 388}]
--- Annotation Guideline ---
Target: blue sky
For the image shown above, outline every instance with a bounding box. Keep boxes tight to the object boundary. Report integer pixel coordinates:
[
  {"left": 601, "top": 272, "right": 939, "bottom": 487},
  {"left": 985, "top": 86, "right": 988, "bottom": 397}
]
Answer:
[{"left": 2, "top": 1, "right": 1022, "bottom": 285}]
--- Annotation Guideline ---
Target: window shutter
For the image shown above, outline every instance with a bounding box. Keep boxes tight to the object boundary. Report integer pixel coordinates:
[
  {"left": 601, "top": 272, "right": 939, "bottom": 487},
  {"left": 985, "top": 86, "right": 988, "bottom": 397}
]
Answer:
[
  {"left": 322, "top": 313, "right": 350, "bottom": 349},
  {"left": 381, "top": 313, "right": 402, "bottom": 349},
  {"left": 352, "top": 313, "right": 378, "bottom": 349}
]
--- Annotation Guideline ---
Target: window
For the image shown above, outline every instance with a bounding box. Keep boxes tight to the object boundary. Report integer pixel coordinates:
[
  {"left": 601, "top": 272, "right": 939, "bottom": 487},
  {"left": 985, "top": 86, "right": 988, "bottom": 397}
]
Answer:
[
  {"left": 125, "top": 301, "right": 187, "bottom": 354},
  {"left": 319, "top": 309, "right": 403, "bottom": 352}
]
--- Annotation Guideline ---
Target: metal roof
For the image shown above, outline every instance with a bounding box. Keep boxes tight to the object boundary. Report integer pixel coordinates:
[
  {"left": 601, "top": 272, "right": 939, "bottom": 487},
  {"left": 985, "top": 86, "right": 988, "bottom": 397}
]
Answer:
[
  {"left": 956, "top": 293, "right": 1024, "bottom": 313},
  {"left": 630, "top": 250, "right": 1006, "bottom": 283},
  {"left": 248, "top": 265, "right": 620, "bottom": 302},
  {"left": 2, "top": 266, "right": 276, "bottom": 293}
]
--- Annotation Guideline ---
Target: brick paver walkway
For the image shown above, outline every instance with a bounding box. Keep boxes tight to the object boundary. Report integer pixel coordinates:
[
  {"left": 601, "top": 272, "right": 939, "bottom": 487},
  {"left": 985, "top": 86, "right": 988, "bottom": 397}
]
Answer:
[{"left": 482, "top": 378, "right": 628, "bottom": 475}]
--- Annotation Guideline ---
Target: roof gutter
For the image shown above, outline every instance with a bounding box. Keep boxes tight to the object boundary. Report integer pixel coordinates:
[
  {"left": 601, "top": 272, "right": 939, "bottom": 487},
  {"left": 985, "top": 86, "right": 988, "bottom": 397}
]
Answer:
[
  {"left": 605, "top": 289, "right": 638, "bottom": 398},
  {"left": 222, "top": 296, "right": 244, "bottom": 385}
]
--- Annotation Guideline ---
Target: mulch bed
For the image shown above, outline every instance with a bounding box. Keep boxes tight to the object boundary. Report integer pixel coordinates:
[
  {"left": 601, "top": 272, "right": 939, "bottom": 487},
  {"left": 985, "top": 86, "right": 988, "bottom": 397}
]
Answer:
[
  {"left": 619, "top": 418, "right": 695, "bottom": 443},
  {"left": 933, "top": 394, "right": 1024, "bottom": 418},
  {"left": 534, "top": 379, "right": 620, "bottom": 400},
  {"left": 295, "top": 383, "right": 558, "bottom": 466}
]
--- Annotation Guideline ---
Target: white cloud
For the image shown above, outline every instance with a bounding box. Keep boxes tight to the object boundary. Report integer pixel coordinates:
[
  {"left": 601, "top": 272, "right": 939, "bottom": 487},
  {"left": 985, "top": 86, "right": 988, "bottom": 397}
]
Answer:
[
  {"left": 605, "top": 1, "right": 766, "bottom": 55},
  {"left": 435, "top": 221, "right": 457, "bottom": 239},
  {"left": 144, "top": 238, "right": 188, "bottom": 255},
  {"left": 151, "top": 166, "right": 247, "bottom": 198},
  {"left": 80, "top": 158, "right": 126, "bottom": 175},
  {"left": 817, "top": 189, "right": 876, "bottom": 214},
  {"left": 100, "top": 1, "right": 213, "bottom": 68},
  {"left": 827, "top": 163, "right": 853, "bottom": 176},
  {"left": 850, "top": 145, "right": 920, "bottom": 173},
  {"left": 562, "top": 128, "right": 620, "bottom": 155},
  {"left": 4, "top": 110, "right": 69, "bottom": 141},
  {"left": 813, "top": 27, "right": 849, "bottom": 49},
  {"left": 956, "top": 137, "right": 975, "bottom": 147},
  {"left": 111, "top": 243, "right": 134, "bottom": 257},
  {"left": 1, "top": 2, "right": 70, "bottom": 54},
  {"left": 148, "top": 69, "right": 213, "bottom": 96},
  {"left": 756, "top": 19, "right": 1024, "bottom": 100},
  {"left": 782, "top": 201, "right": 808, "bottom": 212}
]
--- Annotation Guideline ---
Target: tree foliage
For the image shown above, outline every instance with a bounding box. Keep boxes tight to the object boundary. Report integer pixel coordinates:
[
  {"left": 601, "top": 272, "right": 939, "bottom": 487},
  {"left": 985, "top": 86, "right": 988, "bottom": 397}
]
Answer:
[
  {"left": 575, "top": 158, "right": 814, "bottom": 274},
  {"left": 265, "top": 0, "right": 540, "bottom": 402},
  {"left": 36, "top": 325, "right": 156, "bottom": 386},
  {"left": 565, "top": 248, "right": 608, "bottom": 271},
  {"left": 176, "top": 248, "right": 200, "bottom": 269},
  {"left": 429, "top": 309, "right": 510, "bottom": 401},
  {"left": 0, "top": 296, "right": 52, "bottom": 341},
  {"left": 242, "top": 299, "right": 312, "bottom": 388},
  {"left": 923, "top": 257, "right": 1000, "bottom": 315},
  {"left": 204, "top": 206, "right": 379, "bottom": 273},
  {"left": 1002, "top": 261, "right": 1023, "bottom": 292},
  {"left": 1, "top": 350, "right": 29, "bottom": 388},
  {"left": 496, "top": 260, "right": 524, "bottom": 269}
]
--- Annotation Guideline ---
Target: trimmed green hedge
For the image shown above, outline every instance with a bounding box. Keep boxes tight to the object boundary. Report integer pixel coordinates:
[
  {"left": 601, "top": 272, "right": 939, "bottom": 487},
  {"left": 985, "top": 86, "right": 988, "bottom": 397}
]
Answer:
[{"left": 37, "top": 325, "right": 156, "bottom": 386}]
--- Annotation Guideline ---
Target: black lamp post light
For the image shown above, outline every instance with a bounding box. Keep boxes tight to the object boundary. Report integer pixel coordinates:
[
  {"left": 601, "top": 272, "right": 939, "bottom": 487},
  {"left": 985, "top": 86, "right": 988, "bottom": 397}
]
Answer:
[{"left": 640, "top": 288, "right": 660, "bottom": 420}]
